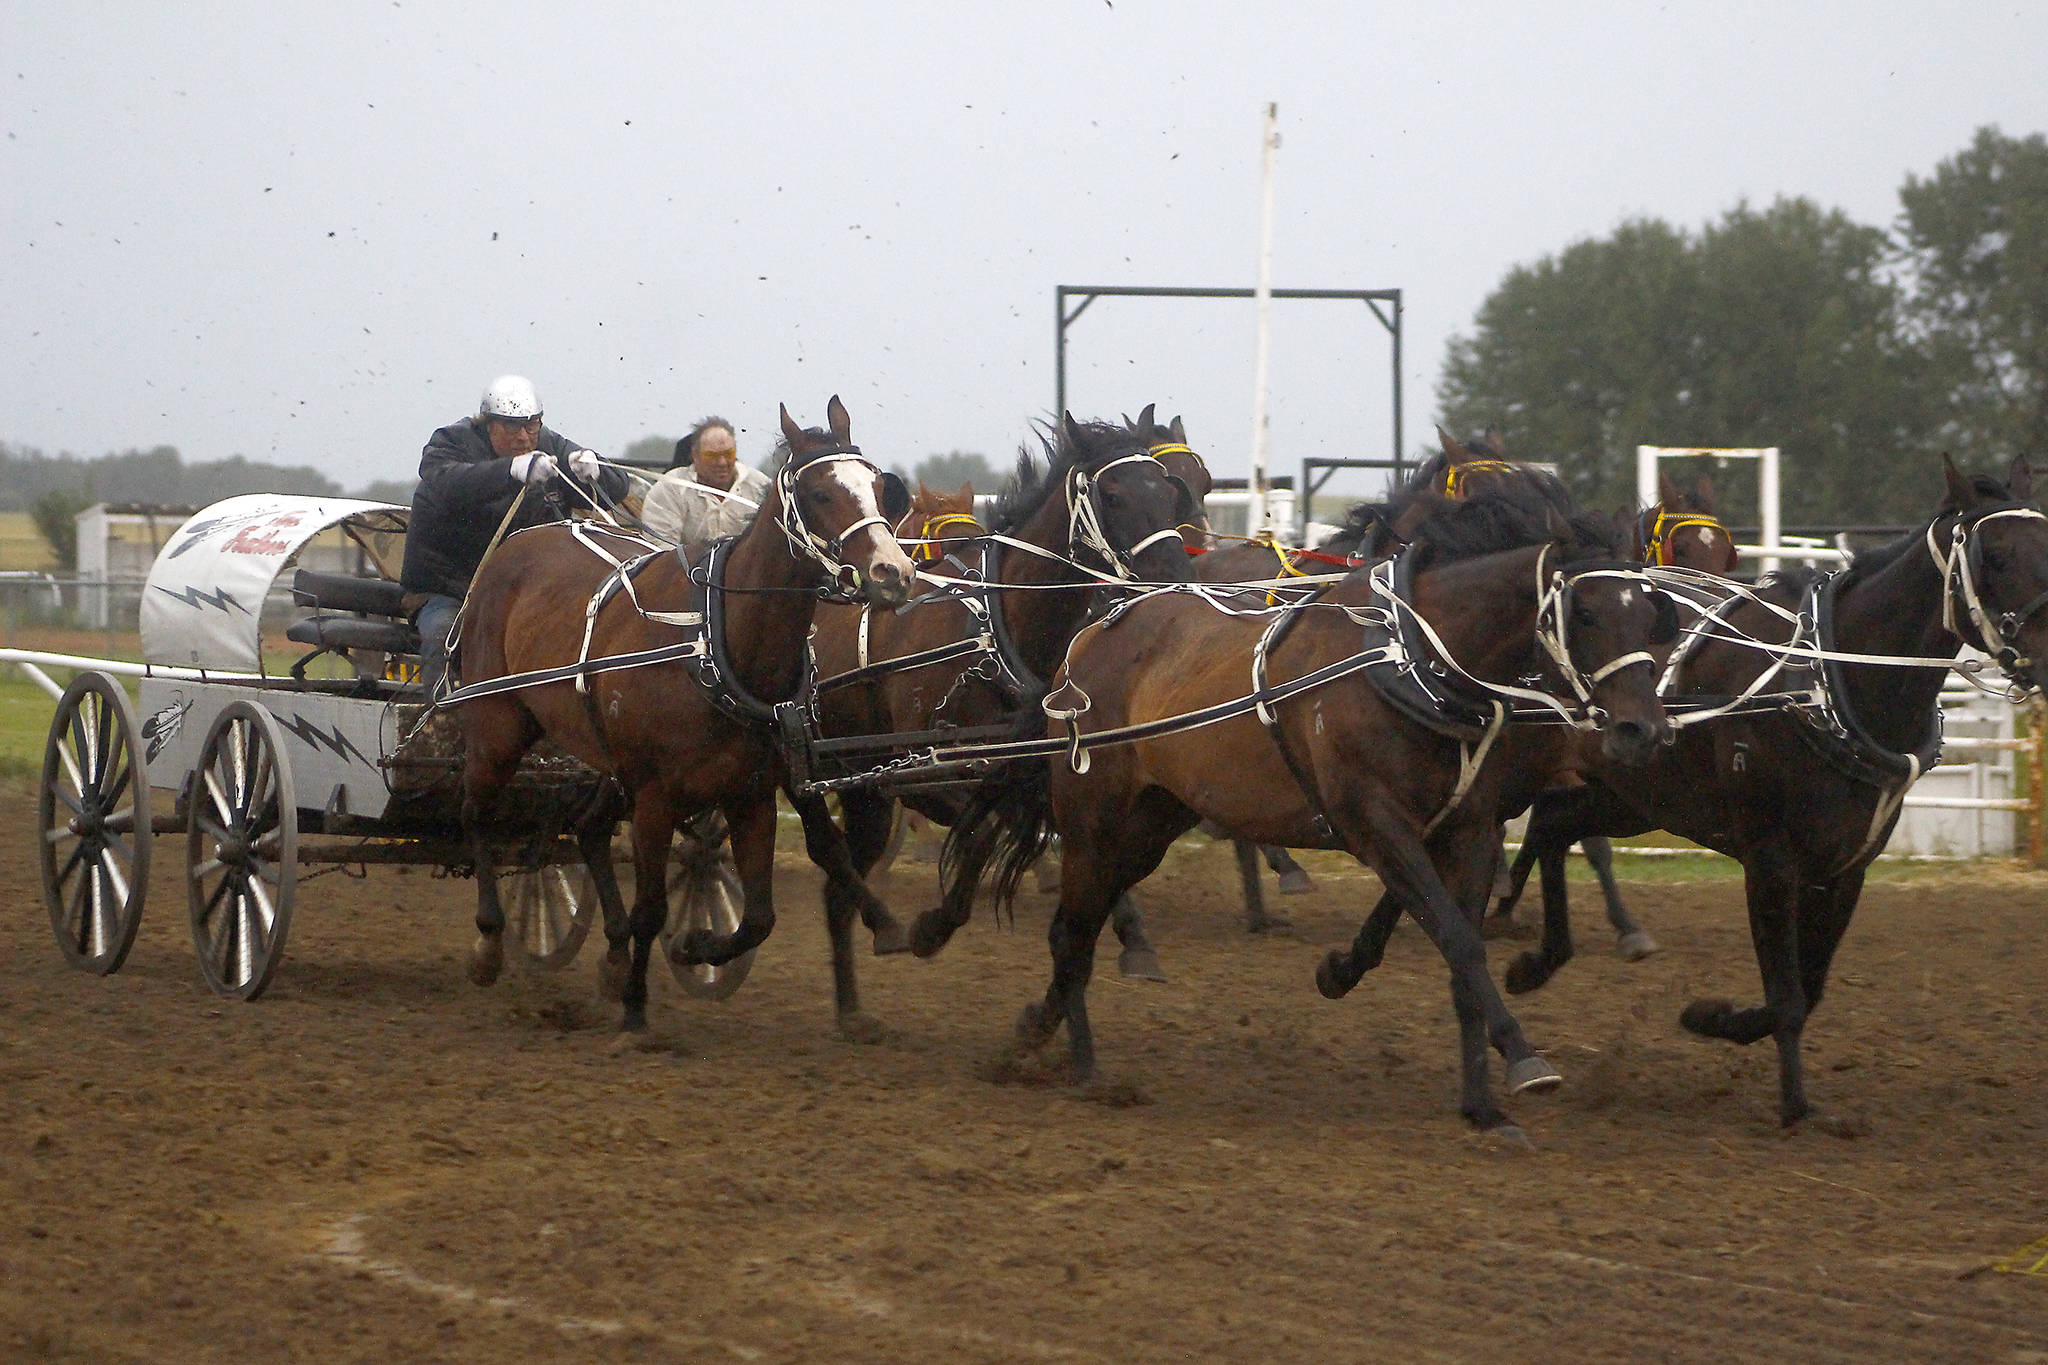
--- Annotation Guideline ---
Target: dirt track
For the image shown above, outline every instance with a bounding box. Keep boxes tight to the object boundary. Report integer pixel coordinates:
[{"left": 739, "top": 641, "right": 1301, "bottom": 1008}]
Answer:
[{"left": 5, "top": 787, "right": 2048, "bottom": 1363}]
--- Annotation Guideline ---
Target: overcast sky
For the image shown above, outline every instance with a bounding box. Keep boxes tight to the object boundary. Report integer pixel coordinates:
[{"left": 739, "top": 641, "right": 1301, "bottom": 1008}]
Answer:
[{"left": 6, "top": 2, "right": 2044, "bottom": 500}]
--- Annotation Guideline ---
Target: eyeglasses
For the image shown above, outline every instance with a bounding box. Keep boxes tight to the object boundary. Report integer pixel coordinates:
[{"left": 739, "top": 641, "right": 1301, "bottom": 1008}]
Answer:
[{"left": 492, "top": 415, "right": 542, "bottom": 431}]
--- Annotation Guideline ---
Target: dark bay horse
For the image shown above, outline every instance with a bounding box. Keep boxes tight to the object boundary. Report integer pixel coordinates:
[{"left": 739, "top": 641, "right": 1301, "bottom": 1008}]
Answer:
[
  {"left": 945, "top": 494, "right": 1678, "bottom": 1133},
  {"left": 456, "top": 398, "right": 918, "bottom": 1033},
  {"left": 806, "top": 411, "right": 1200, "bottom": 976},
  {"left": 1337, "top": 456, "right": 2048, "bottom": 1130},
  {"left": 1487, "top": 468, "right": 1744, "bottom": 957}
]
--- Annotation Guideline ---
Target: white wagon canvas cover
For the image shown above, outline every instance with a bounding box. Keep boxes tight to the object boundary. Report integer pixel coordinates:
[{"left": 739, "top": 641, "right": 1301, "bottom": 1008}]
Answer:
[{"left": 139, "top": 494, "right": 407, "bottom": 671}]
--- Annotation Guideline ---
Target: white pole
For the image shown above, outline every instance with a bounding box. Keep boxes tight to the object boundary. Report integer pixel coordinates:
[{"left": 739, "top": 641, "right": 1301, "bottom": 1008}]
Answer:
[
  {"left": 1247, "top": 102, "right": 1279, "bottom": 537},
  {"left": 1760, "top": 447, "right": 1781, "bottom": 574},
  {"left": 1636, "top": 445, "right": 1658, "bottom": 512}
]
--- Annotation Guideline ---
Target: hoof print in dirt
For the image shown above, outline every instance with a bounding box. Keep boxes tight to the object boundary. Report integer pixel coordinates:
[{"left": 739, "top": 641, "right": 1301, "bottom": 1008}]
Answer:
[{"left": 1468, "top": 1123, "right": 1536, "bottom": 1156}]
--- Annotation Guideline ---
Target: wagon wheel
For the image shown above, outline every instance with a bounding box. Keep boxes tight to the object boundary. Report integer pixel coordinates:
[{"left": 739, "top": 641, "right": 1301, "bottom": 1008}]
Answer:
[
  {"left": 507, "top": 862, "right": 596, "bottom": 970},
  {"left": 39, "top": 671, "right": 153, "bottom": 975},
  {"left": 185, "top": 701, "right": 298, "bottom": 1001},
  {"left": 661, "top": 812, "right": 755, "bottom": 1000}
]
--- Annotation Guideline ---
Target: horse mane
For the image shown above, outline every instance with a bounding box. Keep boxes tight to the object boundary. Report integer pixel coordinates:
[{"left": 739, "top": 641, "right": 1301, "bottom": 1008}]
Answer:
[
  {"left": 1403, "top": 491, "right": 1622, "bottom": 568},
  {"left": 1837, "top": 471, "right": 2018, "bottom": 590},
  {"left": 990, "top": 419, "right": 1143, "bottom": 534}
]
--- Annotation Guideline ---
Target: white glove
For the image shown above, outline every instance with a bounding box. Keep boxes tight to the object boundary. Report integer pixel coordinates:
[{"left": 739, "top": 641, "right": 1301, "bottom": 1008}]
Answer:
[
  {"left": 567, "top": 449, "right": 603, "bottom": 482},
  {"left": 508, "top": 453, "right": 556, "bottom": 484}
]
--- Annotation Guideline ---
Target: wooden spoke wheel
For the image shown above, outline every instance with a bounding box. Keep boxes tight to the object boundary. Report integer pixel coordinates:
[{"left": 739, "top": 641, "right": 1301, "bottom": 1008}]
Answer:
[
  {"left": 508, "top": 862, "right": 596, "bottom": 970},
  {"left": 185, "top": 701, "right": 297, "bottom": 1000},
  {"left": 662, "top": 813, "right": 755, "bottom": 1001},
  {"left": 39, "top": 671, "right": 152, "bottom": 975}
]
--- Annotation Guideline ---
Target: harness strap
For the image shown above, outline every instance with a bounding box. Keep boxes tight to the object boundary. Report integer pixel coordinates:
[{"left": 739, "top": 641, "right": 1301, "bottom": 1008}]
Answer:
[
  {"left": 1420, "top": 701, "right": 1510, "bottom": 838},
  {"left": 1252, "top": 602, "right": 1337, "bottom": 841}
]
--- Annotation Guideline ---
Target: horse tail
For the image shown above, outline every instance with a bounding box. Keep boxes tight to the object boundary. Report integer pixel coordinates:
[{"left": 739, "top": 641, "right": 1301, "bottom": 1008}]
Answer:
[{"left": 939, "top": 714, "right": 1056, "bottom": 920}]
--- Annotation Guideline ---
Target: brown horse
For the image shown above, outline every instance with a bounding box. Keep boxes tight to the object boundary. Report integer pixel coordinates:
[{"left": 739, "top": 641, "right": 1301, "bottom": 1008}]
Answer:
[
  {"left": 1337, "top": 456, "right": 2048, "bottom": 1130},
  {"left": 1485, "top": 468, "right": 1745, "bottom": 954},
  {"left": 804, "top": 411, "right": 1201, "bottom": 975},
  {"left": 944, "top": 492, "right": 1679, "bottom": 1134},
  {"left": 455, "top": 398, "right": 918, "bottom": 1033}
]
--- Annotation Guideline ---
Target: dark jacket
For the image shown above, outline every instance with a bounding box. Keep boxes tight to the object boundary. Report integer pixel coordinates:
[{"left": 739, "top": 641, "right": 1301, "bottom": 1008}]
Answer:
[{"left": 399, "top": 417, "right": 628, "bottom": 599}]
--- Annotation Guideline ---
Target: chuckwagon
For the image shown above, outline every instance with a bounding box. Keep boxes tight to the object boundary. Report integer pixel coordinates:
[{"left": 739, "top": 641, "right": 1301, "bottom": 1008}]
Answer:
[{"left": 33, "top": 493, "right": 749, "bottom": 1002}]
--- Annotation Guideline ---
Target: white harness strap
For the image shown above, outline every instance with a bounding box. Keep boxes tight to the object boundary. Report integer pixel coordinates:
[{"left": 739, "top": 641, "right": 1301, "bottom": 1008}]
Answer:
[
  {"left": 857, "top": 604, "right": 873, "bottom": 670},
  {"left": 1421, "top": 701, "right": 1509, "bottom": 838},
  {"left": 1066, "top": 451, "right": 1180, "bottom": 578}
]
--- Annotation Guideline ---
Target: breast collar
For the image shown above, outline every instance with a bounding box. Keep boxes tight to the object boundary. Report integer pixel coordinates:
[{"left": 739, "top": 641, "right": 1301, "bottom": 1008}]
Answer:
[
  {"left": 1789, "top": 571, "right": 1943, "bottom": 786},
  {"left": 682, "top": 537, "right": 810, "bottom": 726},
  {"left": 1357, "top": 549, "right": 1509, "bottom": 743}
]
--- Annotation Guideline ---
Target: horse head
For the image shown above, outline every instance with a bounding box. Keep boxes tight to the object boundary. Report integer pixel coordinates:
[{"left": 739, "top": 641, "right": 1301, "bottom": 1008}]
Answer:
[
  {"left": 1935, "top": 453, "right": 2048, "bottom": 691},
  {"left": 774, "top": 397, "right": 918, "bottom": 607},
  {"left": 1057, "top": 413, "right": 1199, "bottom": 582},
  {"left": 904, "top": 481, "right": 981, "bottom": 563},
  {"left": 1539, "top": 513, "right": 1680, "bottom": 766},
  {"left": 1125, "top": 403, "right": 1212, "bottom": 549},
  {"left": 1641, "top": 471, "right": 1739, "bottom": 574}
]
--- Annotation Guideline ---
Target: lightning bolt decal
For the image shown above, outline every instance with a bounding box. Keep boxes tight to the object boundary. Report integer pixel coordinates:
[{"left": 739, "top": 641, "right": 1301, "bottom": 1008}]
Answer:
[
  {"left": 152, "top": 584, "right": 251, "bottom": 615},
  {"left": 275, "top": 712, "right": 375, "bottom": 768}
]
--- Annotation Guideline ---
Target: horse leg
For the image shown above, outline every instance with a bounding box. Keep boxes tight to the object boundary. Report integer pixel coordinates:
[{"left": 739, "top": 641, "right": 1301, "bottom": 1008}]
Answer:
[
  {"left": 674, "top": 791, "right": 778, "bottom": 967},
  {"left": 836, "top": 789, "right": 907, "bottom": 953},
  {"left": 910, "top": 817, "right": 994, "bottom": 958},
  {"left": 1786, "top": 870, "right": 1865, "bottom": 1136},
  {"left": 1500, "top": 792, "right": 1598, "bottom": 991},
  {"left": 1341, "top": 799, "right": 1556, "bottom": 1132},
  {"left": 1315, "top": 886, "right": 1401, "bottom": 998},
  {"left": 1027, "top": 795, "right": 1183, "bottom": 1085},
  {"left": 1108, "top": 892, "right": 1166, "bottom": 983},
  {"left": 1233, "top": 840, "right": 1281, "bottom": 935},
  {"left": 459, "top": 700, "right": 538, "bottom": 988},
  {"left": 1485, "top": 836, "right": 1541, "bottom": 933},
  {"left": 575, "top": 783, "right": 634, "bottom": 1002},
  {"left": 1263, "top": 844, "right": 1313, "bottom": 898},
  {"left": 612, "top": 785, "right": 680, "bottom": 1034},
  {"left": 799, "top": 788, "right": 899, "bottom": 1040},
  {"left": 1584, "top": 835, "right": 1657, "bottom": 960},
  {"left": 1679, "top": 839, "right": 1806, "bottom": 1121}
]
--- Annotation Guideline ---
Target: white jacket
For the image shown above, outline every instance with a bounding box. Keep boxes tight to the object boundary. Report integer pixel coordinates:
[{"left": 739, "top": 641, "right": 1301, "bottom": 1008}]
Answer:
[{"left": 640, "top": 463, "right": 771, "bottom": 546}]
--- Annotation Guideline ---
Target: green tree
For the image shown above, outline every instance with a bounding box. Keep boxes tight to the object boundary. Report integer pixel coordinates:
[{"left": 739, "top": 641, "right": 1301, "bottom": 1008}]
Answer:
[
  {"left": 1438, "top": 199, "right": 1942, "bottom": 522},
  {"left": 909, "top": 450, "right": 995, "bottom": 494},
  {"left": 1898, "top": 126, "right": 2048, "bottom": 469},
  {"left": 620, "top": 434, "right": 678, "bottom": 469},
  {"left": 31, "top": 487, "right": 90, "bottom": 569}
]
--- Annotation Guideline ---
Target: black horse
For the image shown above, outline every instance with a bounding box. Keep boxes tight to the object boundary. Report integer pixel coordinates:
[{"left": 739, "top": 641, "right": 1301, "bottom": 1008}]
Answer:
[{"left": 1328, "top": 456, "right": 2048, "bottom": 1130}]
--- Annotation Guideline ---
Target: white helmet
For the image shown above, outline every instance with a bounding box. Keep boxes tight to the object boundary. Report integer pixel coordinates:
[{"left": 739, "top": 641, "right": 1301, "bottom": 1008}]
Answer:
[{"left": 479, "top": 375, "right": 542, "bottom": 420}]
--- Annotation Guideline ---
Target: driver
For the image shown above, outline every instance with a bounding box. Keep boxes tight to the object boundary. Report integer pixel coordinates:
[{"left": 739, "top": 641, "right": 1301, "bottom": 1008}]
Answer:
[
  {"left": 639, "top": 416, "right": 771, "bottom": 547},
  {"left": 400, "top": 374, "right": 626, "bottom": 694}
]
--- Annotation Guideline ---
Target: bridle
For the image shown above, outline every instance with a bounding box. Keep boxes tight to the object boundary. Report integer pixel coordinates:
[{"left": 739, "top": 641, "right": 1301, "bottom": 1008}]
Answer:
[
  {"left": 775, "top": 446, "right": 894, "bottom": 592},
  {"left": 1441, "top": 459, "right": 1517, "bottom": 499},
  {"left": 910, "top": 511, "right": 982, "bottom": 563},
  {"left": 1533, "top": 548, "right": 1665, "bottom": 722},
  {"left": 1926, "top": 502, "right": 2048, "bottom": 687},
  {"left": 1640, "top": 505, "right": 1731, "bottom": 568},
  {"left": 1065, "top": 449, "right": 1187, "bottom": 579}
]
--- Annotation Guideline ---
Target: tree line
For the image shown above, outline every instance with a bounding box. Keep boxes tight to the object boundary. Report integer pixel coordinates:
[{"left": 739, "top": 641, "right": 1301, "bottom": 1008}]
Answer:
[{"left": 1436, "top": 125, "right": 2048, "bottom": 524}]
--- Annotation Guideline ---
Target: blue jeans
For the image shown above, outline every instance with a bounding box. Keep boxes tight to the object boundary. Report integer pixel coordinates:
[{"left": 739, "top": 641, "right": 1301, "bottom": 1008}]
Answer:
[{"left": 416, "top": 593, "right": 462, "bottom": 697}]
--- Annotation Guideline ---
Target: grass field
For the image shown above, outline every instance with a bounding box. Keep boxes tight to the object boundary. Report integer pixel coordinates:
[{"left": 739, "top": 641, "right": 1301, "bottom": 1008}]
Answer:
[{"left": 0, "top": 511, "right": 59, "bottom": 571}]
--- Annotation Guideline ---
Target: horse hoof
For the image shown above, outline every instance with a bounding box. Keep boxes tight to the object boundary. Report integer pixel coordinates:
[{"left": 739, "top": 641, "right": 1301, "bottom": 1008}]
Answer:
[
  {"left": 1616, "top": 930, "right": 1661, "bottom": 962},
  {"left": 1015, "top": 1001, "right": 1057, "bottom": 1049},
  {"left": 837, "top": 1011, "right": 887, "bottom": 1044},
  {"left": 869, "top": 920, "right": 909, "bottom": 957},
  {"left": 1796, "top": 1111, "right": 1865, "bottom": 1140},
  {"left": 1505, "top": 1056, "right": 1563, "bottom": 1095},
  {"left": 1117, "top": 948, "right": 1168, "bottom": 983},
  {"left": 1470, "top": 1123, "right": 1536, "bottom": 1155},
  {"left": 597, "top": 948, "right": 630, "bottom": 1003},
  {"left": 468, "top": 934, "right": 505, "bottom": 988},
  {"left": 1276, "top": 869, "right": 1314, "bottom": 896},
  {"left": 1503, "top": 952, "right": 1548, "bottom": 996},
  {"left": 1680, "top": 998, "right": 1735, "bottom": 1038},
  {"left": 907, "top": 910, "right": 958, "bottom": 960},
  {"left": 1314, "top": 951, "right": 1357, "bottom": 1000}
]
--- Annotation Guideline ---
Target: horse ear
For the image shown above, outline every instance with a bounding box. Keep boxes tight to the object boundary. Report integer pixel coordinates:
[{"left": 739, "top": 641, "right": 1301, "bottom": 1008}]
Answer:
[
  {"left": 1062, "top": 411, "right": 1087, "bottom": 452},
  {"left": 1437, "top": 425, "right": 1472, "bottom": 464},
  {"left": 2009, "top": 455, "right": 2034, "bottom": 502},
  {"left": 1480, "top": 428, "right": 1506, "bottom": 458},
  {"left": 878, "top": 471, "right": 911, "bottom": 523},
  {"left": 1134, "top": 402, "right": 1156, "bottom": 434},
  {"left": 1942, "top": 453, "right": 1978, "bottom": 509},
  {"left": 826, "top": 395, "right": 852, "bottom": 447},
  {"left": 1658, "top": 471, "right": 1683, "bottom": 506},
  {"left": 1170, "top": 415, "right": 1186, "bottom": 443},
  {"left": 956, "top": 481, "right": 974, "bottom": 504},
  {"left": 779, "top": 403, "right": 803, "bottom": 448},
  {"left": 1695, "top": 473, "right": 1716, "bottom": 511}
]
